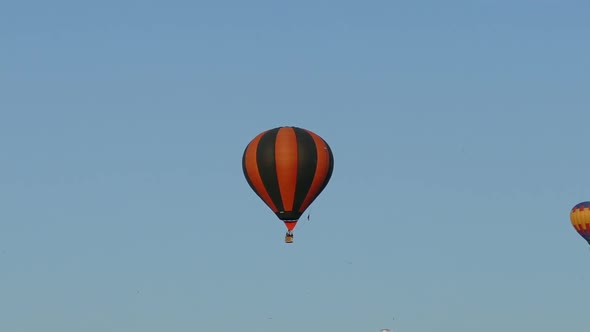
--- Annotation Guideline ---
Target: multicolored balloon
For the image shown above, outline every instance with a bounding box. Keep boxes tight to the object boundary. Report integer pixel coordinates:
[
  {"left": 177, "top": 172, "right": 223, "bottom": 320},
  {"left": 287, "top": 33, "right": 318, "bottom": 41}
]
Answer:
[
  {"left": 242, "top": 126, "right": 334, "bottom": 241},
  {"left": 570, "top": 201, "right": 590, "bottom": 245}
]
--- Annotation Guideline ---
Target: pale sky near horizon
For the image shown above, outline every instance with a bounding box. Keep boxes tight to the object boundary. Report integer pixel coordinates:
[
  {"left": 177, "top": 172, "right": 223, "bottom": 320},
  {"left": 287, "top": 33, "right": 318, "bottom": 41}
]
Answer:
[{"left": 2, "top": 1, "right": 590, "bottom": 331}]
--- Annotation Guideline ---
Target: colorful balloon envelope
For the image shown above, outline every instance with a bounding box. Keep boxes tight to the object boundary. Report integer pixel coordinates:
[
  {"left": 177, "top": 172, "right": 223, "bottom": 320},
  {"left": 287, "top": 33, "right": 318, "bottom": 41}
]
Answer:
[
  {"left": 570, "top": 201, "right": 590, "bottom": 245},
  {"left": 242, "top": 126, "right": 334, "bottom": 240}
]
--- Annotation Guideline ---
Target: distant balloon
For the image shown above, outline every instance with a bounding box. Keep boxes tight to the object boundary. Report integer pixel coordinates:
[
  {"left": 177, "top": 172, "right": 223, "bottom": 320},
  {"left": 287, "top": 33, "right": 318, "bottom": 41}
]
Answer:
[
  {"left": 570, "top": 202, "right": 590, "bottom": 245},
  {"left": 242, "top": 126, "right": 334, "bottom": 243}
]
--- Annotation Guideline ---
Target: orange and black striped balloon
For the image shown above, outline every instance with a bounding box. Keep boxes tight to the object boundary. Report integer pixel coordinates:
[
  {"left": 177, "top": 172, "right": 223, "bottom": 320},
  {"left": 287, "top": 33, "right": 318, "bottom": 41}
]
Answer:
[{"left": 242, "top": 126, "right": 334, "bottom": 231}]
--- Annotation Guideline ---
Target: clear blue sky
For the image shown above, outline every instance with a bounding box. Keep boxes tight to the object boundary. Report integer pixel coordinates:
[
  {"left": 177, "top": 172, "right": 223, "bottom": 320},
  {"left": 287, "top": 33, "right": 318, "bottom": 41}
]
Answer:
[{"left": 1, "top": 1, "right": 589, "bottom": 331}]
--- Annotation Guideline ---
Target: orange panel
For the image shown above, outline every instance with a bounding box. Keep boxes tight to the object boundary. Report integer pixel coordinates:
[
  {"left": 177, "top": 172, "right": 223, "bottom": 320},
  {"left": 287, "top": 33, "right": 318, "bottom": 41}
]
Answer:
[
  {"left": 275, "top": 127, "right": 298, "bottom": 212},
  {"left": 244, "top": 132, "right": 278, "bottom": 212}
]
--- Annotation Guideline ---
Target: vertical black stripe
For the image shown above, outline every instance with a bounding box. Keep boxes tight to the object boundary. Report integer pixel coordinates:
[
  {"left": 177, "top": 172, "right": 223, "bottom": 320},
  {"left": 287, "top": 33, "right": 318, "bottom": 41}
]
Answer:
[
  {"left": 292, "top": 128, "right": 317, "bottom": 213},
  {"left": 256, "top": 128, "right": 284, "bottom": 212},
  {"left": 318, "top": 140, "right": 334, "bottom": 194}
]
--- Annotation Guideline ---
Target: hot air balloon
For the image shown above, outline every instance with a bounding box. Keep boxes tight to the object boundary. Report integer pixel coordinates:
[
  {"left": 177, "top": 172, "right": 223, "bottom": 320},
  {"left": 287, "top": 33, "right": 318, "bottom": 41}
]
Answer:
[
  {"left": 242, "top": 126, "right": 334, "bottom": 243},
  {"left": 570, "top": 202, "right": 590, "bottom": 245}
]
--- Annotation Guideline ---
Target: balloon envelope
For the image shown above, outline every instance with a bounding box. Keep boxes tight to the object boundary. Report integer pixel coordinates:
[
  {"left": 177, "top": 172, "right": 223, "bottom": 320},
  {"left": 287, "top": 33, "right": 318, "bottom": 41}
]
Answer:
[
  {"left": 242, "top": 126, "right": 334, "bottom": 231},
  {"left": 570, "top": 201, "right": 590, "bottom": 245}
]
